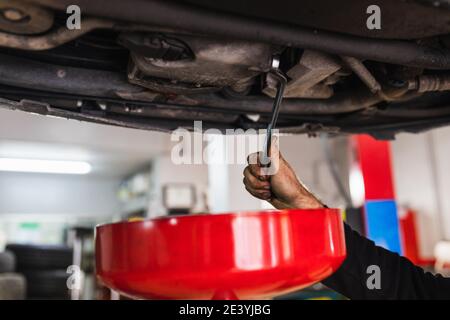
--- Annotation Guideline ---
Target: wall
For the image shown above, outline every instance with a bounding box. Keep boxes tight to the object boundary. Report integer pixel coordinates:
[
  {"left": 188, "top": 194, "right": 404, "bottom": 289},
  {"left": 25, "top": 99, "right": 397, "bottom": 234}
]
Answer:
[
  {"left": 281, "top": 134, "right": 349, "bottom": 208},
  {"left": 148, "top": 154, "right": 209, "bottom": 218},
  {"left": 0, "top": 171, "right": 120, "bottom": 216},
  {"left": 391, "top": 126, "right": 450, "bottom": 257},
  {"left": 0, "top": 171, "right": 121, "bottom": 246},
  {"left": 430, "top": 127, "right": 450, "bottom": 241}
]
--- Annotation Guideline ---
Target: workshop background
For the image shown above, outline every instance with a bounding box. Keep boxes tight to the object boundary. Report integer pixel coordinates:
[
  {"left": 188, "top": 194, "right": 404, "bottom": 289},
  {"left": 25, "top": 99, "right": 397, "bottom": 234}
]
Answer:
[{"left": 0, "top": 107, "right": 449, "bottom": 300}]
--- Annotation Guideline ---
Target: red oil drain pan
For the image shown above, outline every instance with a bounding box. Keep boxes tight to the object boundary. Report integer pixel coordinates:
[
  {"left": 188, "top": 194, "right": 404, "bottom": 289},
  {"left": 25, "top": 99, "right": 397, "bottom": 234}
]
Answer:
[{"left": 96, "top": 208, "right": 346, "bottom": 299}]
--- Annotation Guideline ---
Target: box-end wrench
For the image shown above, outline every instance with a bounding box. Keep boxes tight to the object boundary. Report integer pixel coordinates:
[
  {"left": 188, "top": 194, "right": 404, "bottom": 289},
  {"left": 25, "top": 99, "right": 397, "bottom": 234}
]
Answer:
[{"left": 260, "top": 68, "right": 287, "bottom": 167}]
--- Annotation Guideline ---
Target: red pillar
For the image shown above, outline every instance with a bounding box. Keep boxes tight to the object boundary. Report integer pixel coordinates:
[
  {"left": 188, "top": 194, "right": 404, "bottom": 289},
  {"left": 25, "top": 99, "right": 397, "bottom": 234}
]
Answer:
[{"left": 352, "top": 135, "right": 402, "bottom": 254}]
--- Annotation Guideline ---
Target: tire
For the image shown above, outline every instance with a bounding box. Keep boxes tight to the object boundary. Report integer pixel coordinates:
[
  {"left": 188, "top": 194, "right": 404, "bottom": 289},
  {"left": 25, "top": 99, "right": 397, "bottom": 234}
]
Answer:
[
  {"left": 0, "top": 273, "right": 26, "bottom": 300},
  {"left": 23, "top": 270, "right": 70, "bottom": 299},
  {"left": 0, "top": 251, "right": 16, "bottom": 273},
  {"left": 5, "top": 244, "right": 73, "bottom": 270}
]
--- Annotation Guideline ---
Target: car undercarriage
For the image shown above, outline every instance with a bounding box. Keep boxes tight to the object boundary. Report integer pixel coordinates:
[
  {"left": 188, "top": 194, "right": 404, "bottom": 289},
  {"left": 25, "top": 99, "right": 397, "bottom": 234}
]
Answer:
[{"left": 2, "top": 0, "right": 450, "bottom": 138}]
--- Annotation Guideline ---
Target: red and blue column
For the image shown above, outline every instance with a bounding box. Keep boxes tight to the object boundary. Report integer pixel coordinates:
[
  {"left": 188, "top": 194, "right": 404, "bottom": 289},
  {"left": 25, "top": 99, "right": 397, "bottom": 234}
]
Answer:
[{"left": 352, "top": 135, "right": 402, "bottom": 254}]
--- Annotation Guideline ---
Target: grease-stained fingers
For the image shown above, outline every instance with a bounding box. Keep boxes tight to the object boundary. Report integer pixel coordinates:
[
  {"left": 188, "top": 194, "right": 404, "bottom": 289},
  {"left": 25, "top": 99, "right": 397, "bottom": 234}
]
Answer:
[
  {"left": 244, "top": 185, "right": 272, "bottom": 200},
  {"left": 243, "top": 168, "right": 270, "bottom": 190},
  {"left": 243, "top": 177, "right": 270, "bottom": 195},
  {"left": 246, "top": 159, "right": 269, "bottom": 181}
]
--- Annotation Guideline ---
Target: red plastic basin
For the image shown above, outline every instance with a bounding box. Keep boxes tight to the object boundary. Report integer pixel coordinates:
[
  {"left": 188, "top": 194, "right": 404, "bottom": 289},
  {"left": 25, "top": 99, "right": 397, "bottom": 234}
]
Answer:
[{"left": 96, "top": 209, "right": 346, "bottom": 299}]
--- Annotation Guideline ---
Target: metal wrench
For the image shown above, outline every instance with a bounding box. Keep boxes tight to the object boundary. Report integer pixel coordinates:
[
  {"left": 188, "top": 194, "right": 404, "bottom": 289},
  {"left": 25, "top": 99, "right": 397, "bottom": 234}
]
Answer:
[{"left": 260, "top": 68, "right": 287, "bottom": 166}]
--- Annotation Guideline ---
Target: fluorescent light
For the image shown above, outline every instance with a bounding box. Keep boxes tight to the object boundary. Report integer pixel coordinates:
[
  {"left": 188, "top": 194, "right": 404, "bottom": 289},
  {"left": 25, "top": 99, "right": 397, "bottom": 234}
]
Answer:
[{"left": 0, "top": 158, "right": 91, "bottom": 175}]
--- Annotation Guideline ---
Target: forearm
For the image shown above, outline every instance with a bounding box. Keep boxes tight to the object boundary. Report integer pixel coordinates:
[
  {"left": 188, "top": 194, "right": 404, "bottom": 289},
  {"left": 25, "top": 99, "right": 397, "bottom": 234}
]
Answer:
[
  {"left": 270, "top": 184, "right": 324, "bottom": 210},
  {"left": 323, "top": 223, "right": 450, "bottom": 300}
]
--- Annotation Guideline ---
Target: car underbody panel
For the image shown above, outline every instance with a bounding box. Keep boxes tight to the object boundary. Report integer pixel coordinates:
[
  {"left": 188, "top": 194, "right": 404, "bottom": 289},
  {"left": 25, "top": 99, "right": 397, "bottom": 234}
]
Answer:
[{"left": 2, "top": 0, "right": 450, "bottom": 138}]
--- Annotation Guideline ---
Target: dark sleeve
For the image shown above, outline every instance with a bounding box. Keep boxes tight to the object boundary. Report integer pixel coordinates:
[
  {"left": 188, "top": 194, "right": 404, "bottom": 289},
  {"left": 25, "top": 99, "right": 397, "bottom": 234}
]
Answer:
[{"left": 322, "top": 223, "right": 450, "bottom": 300}]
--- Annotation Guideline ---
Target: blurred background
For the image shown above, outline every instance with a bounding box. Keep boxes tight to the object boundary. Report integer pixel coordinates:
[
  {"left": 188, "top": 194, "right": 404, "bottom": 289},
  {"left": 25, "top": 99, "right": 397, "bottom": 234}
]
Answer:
[{"left": 0, "top": 107, "right": 449, "bottom": 300}]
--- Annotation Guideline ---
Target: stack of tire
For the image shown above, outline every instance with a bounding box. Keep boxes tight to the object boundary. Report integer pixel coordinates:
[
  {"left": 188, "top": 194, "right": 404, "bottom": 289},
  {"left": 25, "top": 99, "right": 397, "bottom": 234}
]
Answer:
[
  {"left": 5, "top": 244, "right": 73, "bottom": 300},
  {"left": 0, "top": 250, "right": 26, "bottom": 299}
]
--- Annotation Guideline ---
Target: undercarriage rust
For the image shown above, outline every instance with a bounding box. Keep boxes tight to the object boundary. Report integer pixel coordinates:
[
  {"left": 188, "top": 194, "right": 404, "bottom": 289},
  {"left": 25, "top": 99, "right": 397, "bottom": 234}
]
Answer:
[
  {"left": 0, "top": 0, "right": 54, "bottom": 35},
  {"left": 122, "top": 33, "right": 274, "bottom": 94},
  {"left": 1, "top": 0, "right": 450, "bottom": 138},
  {"left": 0, "top": 17, "right": 114, "bottom": 50}
]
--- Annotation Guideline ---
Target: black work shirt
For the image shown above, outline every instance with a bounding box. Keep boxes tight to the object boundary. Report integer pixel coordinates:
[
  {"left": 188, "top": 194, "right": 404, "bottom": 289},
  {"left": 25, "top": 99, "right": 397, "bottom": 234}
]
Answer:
[{"left": 322, "top": 223, "right": 450, "bottom": 299}]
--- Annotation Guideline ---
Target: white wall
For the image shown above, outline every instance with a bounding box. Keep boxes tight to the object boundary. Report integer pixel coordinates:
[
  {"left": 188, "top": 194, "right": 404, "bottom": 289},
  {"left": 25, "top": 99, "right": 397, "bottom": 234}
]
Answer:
[
  {"left": 148, "top": 154, "right": 209, "bottom": 218},
  {"left": 0, "top": 171, "right": 121, "bottom": 216},
  {"left": 281, "top": 135, "right": 348, "bottom": 208},
  {"left": 208, "top": 133, "right": 265, "bottom": 213},
  {"left": 430, "top": 127, "right": 450, "bottom": 241},
  {"left": 392, "top": 127, "right": 450, "bottom": 257}
]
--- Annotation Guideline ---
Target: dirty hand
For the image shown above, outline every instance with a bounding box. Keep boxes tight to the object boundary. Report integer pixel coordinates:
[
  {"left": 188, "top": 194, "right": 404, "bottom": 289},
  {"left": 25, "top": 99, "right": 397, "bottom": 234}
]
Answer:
[{"left": 243, "top": 139, "right": 324, "bottom": 210}]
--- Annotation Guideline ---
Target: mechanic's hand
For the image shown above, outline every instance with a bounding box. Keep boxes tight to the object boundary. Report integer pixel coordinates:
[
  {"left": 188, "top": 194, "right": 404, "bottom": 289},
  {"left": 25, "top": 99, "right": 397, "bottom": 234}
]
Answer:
[{"left": 243, "top": 138, "right": 324, "bottom": 210}]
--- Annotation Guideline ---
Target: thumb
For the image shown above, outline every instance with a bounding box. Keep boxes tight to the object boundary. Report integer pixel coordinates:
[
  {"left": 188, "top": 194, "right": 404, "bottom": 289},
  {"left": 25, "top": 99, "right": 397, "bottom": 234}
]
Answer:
[
  {"left": 261, "top": 135, "right": 281, "bottom": 176},
  {"left": 269, "top": 135, "right": 279, "bottom": 158},
  {"left": 270, "top": 135, "right": 283, "bottom": 166}
]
